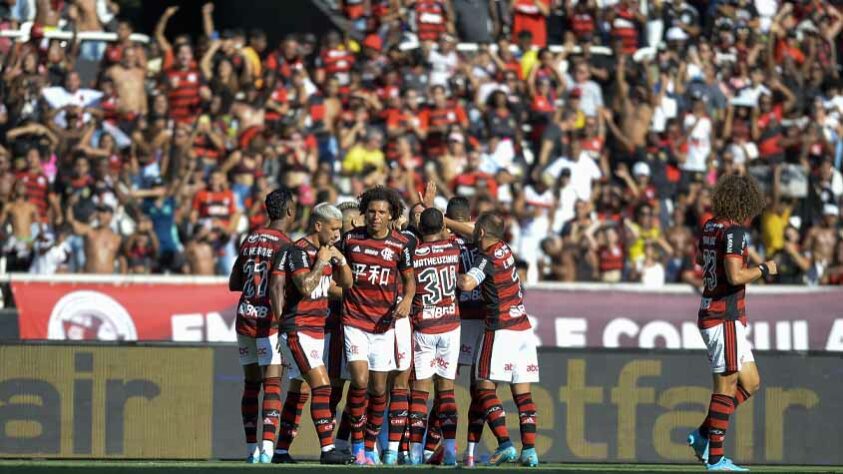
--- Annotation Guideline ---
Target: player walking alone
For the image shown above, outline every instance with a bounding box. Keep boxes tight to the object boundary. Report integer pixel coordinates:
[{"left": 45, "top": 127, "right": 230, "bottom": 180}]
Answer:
[{"left": 687, "top": 175, "right": 777, "bottom": 471}]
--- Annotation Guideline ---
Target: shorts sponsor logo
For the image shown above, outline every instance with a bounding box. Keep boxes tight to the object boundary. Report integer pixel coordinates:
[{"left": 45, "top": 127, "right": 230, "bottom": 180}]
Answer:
[
  {"left": 504, "top": 363, "right": 514, "bottom": 372},
  {"left": 257, "top": 347, "right": 267, "bottom": 356},
  {"left": 527, "top": 364, "right": 539, "bottom": 373},
  {"left": 396, "top": 351, "right": 406, "bottom": 361},
  {"left": 310, "top": 350, "right": 319, "bottom": 359},
  {"left": 434, "top": 357, "right": 449, "bottom": 370},
  {"left": 350, "top": 345, "right": 359, "bottom": 355},
  {"left": 460, "top": 344, "right": 472, "bottom": 354},
  {"left": 239, "top": 347, "right": 249, "bottom": 355}
]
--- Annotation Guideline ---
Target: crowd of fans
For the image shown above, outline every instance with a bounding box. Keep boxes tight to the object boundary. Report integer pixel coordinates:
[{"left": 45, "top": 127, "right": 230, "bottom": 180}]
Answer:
[{"left": 1, "top": 0, "right": 842, "bottom": 287}]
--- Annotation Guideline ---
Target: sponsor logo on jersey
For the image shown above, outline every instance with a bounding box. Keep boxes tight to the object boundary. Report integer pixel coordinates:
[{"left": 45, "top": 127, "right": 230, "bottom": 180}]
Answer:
[
  {"left": 415, "top": 246, "right": 431, "bottom": 256},
  {"left": 247, "top": 233, "right": 259, "bottom": 243},
  {"left": 352, "top": 245, "right": 362, "bottom": 253},
  {"left": 494, "top": 248, "right": 505, "bottom": 259}
]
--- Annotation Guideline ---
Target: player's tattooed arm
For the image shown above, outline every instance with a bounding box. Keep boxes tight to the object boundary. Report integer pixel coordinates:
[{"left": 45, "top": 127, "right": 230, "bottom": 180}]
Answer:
[{"left": 292, "top": 246, "right": 333, "bottom": 295}]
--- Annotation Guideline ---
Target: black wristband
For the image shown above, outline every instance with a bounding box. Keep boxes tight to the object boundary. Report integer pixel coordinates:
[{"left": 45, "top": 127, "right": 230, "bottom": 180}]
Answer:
[{"left": 758, "top": 263, "right": 769, "bottom": 279}]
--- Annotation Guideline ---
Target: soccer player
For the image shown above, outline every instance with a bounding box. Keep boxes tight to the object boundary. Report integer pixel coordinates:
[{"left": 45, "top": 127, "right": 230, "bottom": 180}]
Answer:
[
  {"left": 407, "top": 208, "right": 462, "bottom": 466},
  {"left": 342, "top": 186, "right": 416, "bottom": 465},
  {"left": 326, "top": 201, "right": 364, "bottom": 452},
  {"left": 687, "top": 175, "right": 776, "bottom": 471},
  {"left": 271, "top": 203, "right": 355, "bottom": 465},
  {"left": 445, "top": 196, "right": 487, "bottom": 467},
  {"left": 228, "top": 188, "right": 295, "bottom": 464},
  {"left": 382, "top": 202, "right": 423, "bottom": 465},
  {"left": 457, "top": 212, "right": 540, "bottom": 467}
]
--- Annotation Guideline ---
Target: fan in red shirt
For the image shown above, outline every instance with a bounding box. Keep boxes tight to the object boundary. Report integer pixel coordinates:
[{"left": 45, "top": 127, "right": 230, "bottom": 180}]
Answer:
[
  {"left": 270, "top": 203, "right": 354, "bottom": 465},
  {"left": 341, "top": 186, "right": 416, "bottom": 464},
  {"left": 412, "top": 0, "right": 452, "bottom": 42},
  {"left": 451, "top": 150, "right": 498, "bottom": 199},
  {"left": 163, "top": 43, "right": 202, "bottom": 124},
  {"left": 228, "top": 188, "right": 296, "bottom": 464},
  {"left": 418, "top": 85, "right": 469, "bottom": 157},
  {"left": 264, "top": 36, "right": 306, "bottom": 87},
  {"left": 511, "top": 0, "right": 550, "bottom": 46},
  {"left": 314, "top": 31, "right": 356, "bottom": 91},
  {"left": 688, "top": 175, "right": 777, "bottom": 471}
]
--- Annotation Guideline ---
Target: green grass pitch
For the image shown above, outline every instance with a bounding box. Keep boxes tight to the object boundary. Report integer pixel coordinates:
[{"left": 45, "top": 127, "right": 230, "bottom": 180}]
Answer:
[{"left": 1, "top": 460, "right": 842, "bottom": 473}]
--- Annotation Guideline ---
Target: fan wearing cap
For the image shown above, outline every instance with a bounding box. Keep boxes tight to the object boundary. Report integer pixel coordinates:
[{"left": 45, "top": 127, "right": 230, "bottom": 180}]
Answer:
[
  {"left": 66, "top": 196, "right": 123, "bottom": 274},
  {"left": 617, "top": 161, "right": 658, "bottom": 211}
]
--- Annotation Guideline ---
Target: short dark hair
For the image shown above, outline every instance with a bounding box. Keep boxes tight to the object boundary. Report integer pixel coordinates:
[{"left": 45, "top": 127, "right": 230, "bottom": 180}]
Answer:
[
  {"left": 359, "top": 186, "right": 404, "bottom": 221},
  {"left": 265, "top": 187, "right": 294, "bottom": 220},
  {"left": 419, "top": 208, "right": 444, "bottom": 236},
  {"left": 446, "top": 197, "right": 471, "bottom": 221},
  {"left": 475, "top": 212, "right": 505, "bottom": 240}
]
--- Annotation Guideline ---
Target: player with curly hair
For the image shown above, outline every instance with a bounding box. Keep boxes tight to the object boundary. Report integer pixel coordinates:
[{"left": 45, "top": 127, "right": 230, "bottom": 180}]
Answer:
[
  {"left": 340, "top": 186, "right": 416, "bottom": 464},
  {"left": 687, "top": 175, "right": 777, "bottom": 471}
]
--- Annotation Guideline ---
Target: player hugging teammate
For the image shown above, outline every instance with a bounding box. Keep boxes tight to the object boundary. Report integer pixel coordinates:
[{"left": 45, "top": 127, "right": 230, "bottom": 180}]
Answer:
[{"left": 230, "top": 185, "right": 541, "bottom": 467}]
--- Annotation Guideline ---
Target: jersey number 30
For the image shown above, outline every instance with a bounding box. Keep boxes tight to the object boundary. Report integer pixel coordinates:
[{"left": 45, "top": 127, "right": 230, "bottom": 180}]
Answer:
[{"left": 418, "top": 266, "right": 456, "bottom": 306}]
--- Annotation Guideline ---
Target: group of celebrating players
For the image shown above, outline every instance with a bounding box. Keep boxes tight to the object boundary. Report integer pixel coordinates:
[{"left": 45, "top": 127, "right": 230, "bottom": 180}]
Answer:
[
  {"left": 229, "top": 173, "right": 775, "bottom": 471},
  {"left": 228, "top": 182, "right": 539, "bottom": 467}
]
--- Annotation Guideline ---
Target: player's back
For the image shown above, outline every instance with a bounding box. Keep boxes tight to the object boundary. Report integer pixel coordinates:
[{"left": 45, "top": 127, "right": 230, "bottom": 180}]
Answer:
[
  {"left": 412, "top": 238, "right": 461, "bottom": 333},
  {"left": 475, "top": 240, "right": 530, "bottom": 331},
  {"left": 235, "top": 228, "right": 290, "bottom": 337},
  {"left": 697, "top": 218, "right": 749, "bottom": 329}
]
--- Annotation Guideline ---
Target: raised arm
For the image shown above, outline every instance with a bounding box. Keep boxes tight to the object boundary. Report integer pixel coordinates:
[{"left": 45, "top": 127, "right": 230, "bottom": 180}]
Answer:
[
  {"left": 155, "top": 6, "right": 179, "bottom": 55},
  {"left": 290, "top": 246, "right": 334, "bottom": 295}
]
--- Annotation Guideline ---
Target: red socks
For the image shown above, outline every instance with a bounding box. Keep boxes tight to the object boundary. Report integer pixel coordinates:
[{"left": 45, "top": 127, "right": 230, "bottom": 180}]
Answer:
[
  {"left": 704, "top": 394, "right": 736, "bottom": 464},
  {"left": 388, "top": 388, "right": 409, "bottom": 447},
  {"left": 241, "top": 380, "right": 261, "bottom": 445},
  {"left": 276, "top": 390, "right": 309, "bottom": 451},
  {"left": 437, "top": 389, "right": 458, "bottom": 441},
  {"left": 261, "top": 378, "right": 283, "bottom": 445},
  {"left": 477, "top": 388, "right": 510, "bottom": 445},
  {"left": 409, "top": 389, "right": 429, "bottom": 444},
  {"left": 347, "top": 386, "right": 368, "bottom": 444},
  {"left": 513, "top": 392, "right": 537, "bottom": 449},
  {"left": 466, "top": 385, "right": 485, "bottom": 444},
  {"left": 311, "top": 385, "right": 335, "bottom": 448},
  {"left": 364, "top": 392, "right": 388, "bottom": 450}
]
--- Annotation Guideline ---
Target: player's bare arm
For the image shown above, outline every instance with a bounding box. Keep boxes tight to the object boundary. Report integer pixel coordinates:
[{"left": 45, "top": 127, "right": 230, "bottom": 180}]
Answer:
[
  {"left": 229, "top": 255, "right": 245, "bottom": 291},
  {"left": 457, "top": 273, "right": 479, "bottom": 292},
  {"left": 292, "top": 246, "right": 333, "bottom": 295},
  {"left": 724, "top": 257, "right": 777, "bottom": 286},
  {"left": 395, "top": 269, "right": 415, "bottom": 318},
  {"left": 268, "top": 271, "right": 286, "bottom": 318}
]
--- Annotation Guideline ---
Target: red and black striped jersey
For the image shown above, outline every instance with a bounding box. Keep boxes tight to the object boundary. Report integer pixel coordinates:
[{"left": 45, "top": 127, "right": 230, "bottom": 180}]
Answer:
[
  {"left": 466, "top": 240, "right": 531, "bottom": 331},
  {"left": 192, "top": 189, "right": 236, "bottom": 226},
  {"left": 341, "top": 227, "right": 413, "bottom": 333},
  {"left": 15, "top": 171, "right": 49, "bottom": 219},
  {"left": 413, "top": 0, "right": 448, "bottom": 41},
  {"left": 235, "top": 228, "right": 291, "bottom": 338},
  {"left": 697, "top": 219, "right": 749, "bottom": 329},
  {"left": 412, "top": 238, "right": 461, "bottom": 334},
  {"left": 164, "top": 67, "right": 202, "bottom": 123},
  {"left": 451, "top": 234, "right": 484, "bottom": 320},
  {"left": 281, "top": 238, "right": 334, "bottom": 337},
  {"left": 316, "top": 48, "right": 356, "bottom": 86}
]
